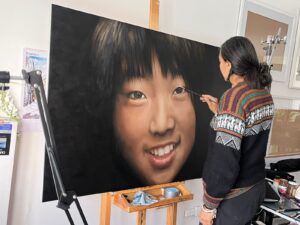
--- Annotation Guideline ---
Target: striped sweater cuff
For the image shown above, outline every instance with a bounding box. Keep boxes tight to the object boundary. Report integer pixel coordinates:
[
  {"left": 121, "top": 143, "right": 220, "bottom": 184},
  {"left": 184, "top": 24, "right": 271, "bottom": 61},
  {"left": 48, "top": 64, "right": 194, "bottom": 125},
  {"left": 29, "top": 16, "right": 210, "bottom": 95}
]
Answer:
[{"left": 203, "top": 191, "right": 222, "bottom": 209}]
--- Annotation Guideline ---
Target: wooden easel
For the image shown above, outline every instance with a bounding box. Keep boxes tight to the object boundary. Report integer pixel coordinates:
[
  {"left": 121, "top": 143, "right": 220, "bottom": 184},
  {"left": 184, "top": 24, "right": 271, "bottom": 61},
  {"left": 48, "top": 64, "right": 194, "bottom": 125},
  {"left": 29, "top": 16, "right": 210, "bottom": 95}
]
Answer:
[
  {"left": 149, "top": 0, "right": 159, "bottom": 30},
  {"left": 100, "top": 182, "right": 193, "bottom": 225}
]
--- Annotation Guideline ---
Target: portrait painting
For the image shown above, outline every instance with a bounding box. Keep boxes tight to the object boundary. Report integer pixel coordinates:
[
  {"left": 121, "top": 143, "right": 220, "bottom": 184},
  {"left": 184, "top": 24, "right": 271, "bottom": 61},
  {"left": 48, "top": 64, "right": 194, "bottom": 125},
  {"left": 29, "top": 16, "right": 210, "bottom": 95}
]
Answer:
[{"left": 43, "top": 5, "right": 229, "bottom": 201}]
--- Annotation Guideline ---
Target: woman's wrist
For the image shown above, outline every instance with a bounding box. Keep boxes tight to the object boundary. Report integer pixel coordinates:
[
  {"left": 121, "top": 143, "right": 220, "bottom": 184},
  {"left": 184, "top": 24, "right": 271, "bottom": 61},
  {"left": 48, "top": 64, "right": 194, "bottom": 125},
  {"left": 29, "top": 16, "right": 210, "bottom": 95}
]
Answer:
[{"left": 202, "top": 204, "right": 217, "bottom": 218}]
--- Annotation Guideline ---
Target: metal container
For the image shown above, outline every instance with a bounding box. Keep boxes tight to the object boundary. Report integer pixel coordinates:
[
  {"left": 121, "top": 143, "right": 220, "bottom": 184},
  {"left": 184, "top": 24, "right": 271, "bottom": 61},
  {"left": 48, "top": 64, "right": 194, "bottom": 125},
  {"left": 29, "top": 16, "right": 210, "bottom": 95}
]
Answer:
[
  {"left": 286, "top": 181, "right": 299, "bottom": 198},
  {"left": 295, "top": 186, "right": 300, "bottom": 201},
  {"left": 163, "top": 187, "right": 180, "bottom": 198}
]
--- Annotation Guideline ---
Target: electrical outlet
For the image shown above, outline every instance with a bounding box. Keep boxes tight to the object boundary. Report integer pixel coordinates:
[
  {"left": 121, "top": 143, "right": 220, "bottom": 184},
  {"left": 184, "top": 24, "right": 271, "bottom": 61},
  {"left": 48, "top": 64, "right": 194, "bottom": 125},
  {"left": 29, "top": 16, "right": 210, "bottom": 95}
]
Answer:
[
  {"left": 184, "top": 205, "right": 202, "bottom": 217},
  {"left": 184, "top": 208, "right": 195, "bottom": 217},
  {"left": 195, "top": 206, "right": 201, "bottom": 214}
]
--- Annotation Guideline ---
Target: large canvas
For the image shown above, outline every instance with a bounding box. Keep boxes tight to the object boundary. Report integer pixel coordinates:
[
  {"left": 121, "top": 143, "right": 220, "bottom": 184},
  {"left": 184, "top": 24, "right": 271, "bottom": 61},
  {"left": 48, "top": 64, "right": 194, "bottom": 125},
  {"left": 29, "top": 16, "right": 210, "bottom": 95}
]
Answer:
[{"left": 43, "top": 5, "right": 229, "bottom": 201}]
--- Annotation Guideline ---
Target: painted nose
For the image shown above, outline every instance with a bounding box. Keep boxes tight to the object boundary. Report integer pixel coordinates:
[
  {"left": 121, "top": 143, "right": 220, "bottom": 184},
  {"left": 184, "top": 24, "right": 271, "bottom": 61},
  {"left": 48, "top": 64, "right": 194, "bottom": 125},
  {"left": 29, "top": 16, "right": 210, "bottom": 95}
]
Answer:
[{"left": 149, "top": 101, "right": 175, "bottom": 136}]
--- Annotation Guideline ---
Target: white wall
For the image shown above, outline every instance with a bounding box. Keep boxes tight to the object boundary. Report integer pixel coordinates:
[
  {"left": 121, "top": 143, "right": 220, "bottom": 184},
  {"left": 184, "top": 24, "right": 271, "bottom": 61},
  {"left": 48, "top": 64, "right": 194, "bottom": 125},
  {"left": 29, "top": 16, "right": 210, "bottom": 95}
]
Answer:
[
  {"left": 159, "top": 0, "right": 242, "bottom": 46},
  {"left": 1, "top": 0, "right": 300, "bottom": 225}
]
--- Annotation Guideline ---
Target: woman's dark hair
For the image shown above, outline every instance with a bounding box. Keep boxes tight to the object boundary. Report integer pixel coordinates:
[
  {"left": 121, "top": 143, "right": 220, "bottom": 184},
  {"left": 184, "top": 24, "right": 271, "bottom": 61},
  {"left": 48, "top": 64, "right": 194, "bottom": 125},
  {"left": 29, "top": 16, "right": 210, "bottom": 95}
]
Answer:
[{"left": 220, "top": 36, "right": 272, "bottom": 89}]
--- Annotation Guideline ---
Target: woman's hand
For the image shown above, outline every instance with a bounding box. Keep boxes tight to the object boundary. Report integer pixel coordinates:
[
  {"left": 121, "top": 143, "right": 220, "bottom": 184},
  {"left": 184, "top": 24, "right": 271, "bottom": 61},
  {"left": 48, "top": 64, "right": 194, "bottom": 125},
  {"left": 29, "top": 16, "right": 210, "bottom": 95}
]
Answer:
[
  {"left": 199, "top": 208, "right": 215, "bottom": 225},
  {"left": 200, "top": 94, "right": 218, "bottom": 115}
]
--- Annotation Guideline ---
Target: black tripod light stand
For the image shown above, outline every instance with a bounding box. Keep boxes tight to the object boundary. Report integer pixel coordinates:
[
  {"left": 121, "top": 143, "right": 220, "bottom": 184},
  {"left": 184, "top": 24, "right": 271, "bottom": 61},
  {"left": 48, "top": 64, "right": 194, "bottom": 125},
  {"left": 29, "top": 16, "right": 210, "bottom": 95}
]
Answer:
[{"left": 0, "top": 70, "right": 88, "bottom": 225}]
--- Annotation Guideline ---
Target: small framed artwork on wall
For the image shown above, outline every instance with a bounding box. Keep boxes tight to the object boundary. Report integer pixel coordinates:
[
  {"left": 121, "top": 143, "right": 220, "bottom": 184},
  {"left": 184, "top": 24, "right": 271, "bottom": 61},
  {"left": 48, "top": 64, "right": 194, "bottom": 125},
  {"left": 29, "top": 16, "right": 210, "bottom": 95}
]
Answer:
[
  {"left": 237, "top": 0, "right": 297, "bottom": 82},
  {"left": 289, "top": 10, "right": 300, "bottom": 89}
]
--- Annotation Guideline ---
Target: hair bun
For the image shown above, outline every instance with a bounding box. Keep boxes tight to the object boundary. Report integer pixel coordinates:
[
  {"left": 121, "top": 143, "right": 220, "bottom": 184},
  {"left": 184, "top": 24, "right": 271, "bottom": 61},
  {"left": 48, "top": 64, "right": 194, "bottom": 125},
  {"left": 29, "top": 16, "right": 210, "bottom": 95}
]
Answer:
[
  {"left": 258, "top": 63, "right": 270, "bottom": 74},
  {"left": 257, "top": 63, "right": 272, "bottom": 88}
]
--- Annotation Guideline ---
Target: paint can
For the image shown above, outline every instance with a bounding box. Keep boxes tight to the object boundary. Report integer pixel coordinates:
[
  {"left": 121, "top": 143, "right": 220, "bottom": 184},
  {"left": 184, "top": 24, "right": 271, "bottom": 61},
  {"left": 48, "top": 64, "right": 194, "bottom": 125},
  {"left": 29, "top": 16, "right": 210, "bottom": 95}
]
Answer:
[
  {"left": 287, "top": 181, "right": 299, "bottom": 198},
  {"left": 163, "top": 187, "right": 180, "bottom": 198},
  {"left": 295, "top": 186, "right": 300, "bottom": 202}
]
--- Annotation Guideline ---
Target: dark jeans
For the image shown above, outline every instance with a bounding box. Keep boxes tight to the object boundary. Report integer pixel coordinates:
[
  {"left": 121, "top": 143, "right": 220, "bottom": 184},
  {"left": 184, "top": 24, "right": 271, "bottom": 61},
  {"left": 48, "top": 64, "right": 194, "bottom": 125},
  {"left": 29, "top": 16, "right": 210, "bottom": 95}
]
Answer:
[{"left": 200, "top": 180, "right": 265, "bottom": 225}]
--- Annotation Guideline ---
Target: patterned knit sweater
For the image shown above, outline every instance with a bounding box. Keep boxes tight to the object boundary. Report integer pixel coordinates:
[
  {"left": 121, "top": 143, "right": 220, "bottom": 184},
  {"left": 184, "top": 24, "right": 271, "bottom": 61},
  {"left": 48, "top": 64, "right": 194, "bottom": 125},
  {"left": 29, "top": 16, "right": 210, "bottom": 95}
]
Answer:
[{"left": 202, "top": 82, "right": 274, "bottom": 209}]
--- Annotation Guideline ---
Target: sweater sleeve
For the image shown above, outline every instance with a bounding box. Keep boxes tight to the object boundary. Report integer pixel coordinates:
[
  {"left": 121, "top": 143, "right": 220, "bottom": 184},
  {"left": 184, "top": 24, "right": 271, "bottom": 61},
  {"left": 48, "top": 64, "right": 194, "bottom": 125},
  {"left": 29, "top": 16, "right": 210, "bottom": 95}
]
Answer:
[{"left": 202, "top": 90, "right": 246, "bottom": 209}]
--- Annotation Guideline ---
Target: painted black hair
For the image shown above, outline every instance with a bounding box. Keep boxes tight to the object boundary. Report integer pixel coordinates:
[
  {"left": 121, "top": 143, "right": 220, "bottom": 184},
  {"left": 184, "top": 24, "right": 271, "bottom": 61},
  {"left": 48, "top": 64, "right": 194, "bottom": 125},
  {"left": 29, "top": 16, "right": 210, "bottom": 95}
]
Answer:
[
  {"left": 220, "top": 36, "right": 272, "bottom": 89},
  {"left": 90, "top": 18, "right": 205, "bottom": 101}
]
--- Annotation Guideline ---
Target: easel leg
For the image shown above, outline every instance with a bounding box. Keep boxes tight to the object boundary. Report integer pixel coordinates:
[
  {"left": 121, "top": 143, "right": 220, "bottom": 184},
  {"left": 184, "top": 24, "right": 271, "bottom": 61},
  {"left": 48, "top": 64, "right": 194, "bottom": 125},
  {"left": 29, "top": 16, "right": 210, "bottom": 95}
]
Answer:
[
  {"left": 149, "top": 0, "right": 159, "bottom": 30},
  {"left": 100, "top": 193, "right": 111, "bottom": 225},
  {"left": 137, "top": 210, "right": 146, "bottom": 225},
  {"left": 166, "top": 203, "right": 177, "bottom": 225}
]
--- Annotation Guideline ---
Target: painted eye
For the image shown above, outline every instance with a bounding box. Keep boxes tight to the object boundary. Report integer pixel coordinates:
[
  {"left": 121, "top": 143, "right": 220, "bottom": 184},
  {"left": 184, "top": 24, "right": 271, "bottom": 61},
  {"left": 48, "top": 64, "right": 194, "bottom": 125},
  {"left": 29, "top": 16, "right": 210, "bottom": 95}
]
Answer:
[
  {"left": 127, "top": 91, "right": 146, "bottom": 100},
  {"left": 173, "top": 87, "right": 186, "bottom": 95}
]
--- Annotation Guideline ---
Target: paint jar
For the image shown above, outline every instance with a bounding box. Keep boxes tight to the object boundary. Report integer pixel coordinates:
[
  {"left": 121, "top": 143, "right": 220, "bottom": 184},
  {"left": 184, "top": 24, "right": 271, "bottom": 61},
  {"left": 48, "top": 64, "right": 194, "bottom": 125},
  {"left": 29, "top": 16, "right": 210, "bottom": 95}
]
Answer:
[
  {"left": 163, "top": 187, "right": 180, "bottom": 198},
  {"left": 295, "top": 186, "right": 300, "bottom": 202},
  {"left": 286, "top": 181, "right": 299, "bottom": 198},
  {"left": 278, "top": 179, "right": 288, "bottom": 195}
]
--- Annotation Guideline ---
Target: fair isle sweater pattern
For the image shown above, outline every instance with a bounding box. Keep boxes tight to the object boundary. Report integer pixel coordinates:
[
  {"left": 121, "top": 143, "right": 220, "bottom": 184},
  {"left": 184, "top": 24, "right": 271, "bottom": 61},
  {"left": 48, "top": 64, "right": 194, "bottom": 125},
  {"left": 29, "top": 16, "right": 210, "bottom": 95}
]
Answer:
[
  {"left": 210, "top": 83, "right": 274, "bottom": 151},
  {"left": 203, "top": 82, "right": 274, "bottom": 209}
]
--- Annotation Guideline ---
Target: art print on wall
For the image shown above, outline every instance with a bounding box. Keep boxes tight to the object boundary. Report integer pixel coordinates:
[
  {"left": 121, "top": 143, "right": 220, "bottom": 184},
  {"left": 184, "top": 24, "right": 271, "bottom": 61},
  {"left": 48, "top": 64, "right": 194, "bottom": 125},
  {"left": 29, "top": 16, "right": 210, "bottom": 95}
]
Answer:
[
  {"left": 44, "top": 5, "right": 229, "bottom": 201},
  {"left": 238, "top": 0, "right": 296, "bottom": 82},
  {"left": 22, "top": 48, "right": 48, "bottom": 131},
  {"left": 22, "top": 48, "right": 48, "bottom": 119}
]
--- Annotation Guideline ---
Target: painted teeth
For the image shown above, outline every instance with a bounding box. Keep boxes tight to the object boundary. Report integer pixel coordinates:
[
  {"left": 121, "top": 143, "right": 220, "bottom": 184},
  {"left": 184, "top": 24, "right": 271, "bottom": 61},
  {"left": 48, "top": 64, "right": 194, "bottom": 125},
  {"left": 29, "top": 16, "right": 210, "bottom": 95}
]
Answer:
[{"left": 150, "top": 144, "right": 175, "bottom": 156}]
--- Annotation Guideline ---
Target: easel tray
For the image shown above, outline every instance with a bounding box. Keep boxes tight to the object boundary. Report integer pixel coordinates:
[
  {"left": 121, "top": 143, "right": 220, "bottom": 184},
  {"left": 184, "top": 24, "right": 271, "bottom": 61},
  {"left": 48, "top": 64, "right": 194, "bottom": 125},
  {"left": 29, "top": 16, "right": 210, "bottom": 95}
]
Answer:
[{"left": 113, "top": 182, "right": 193, "bottom": 212}]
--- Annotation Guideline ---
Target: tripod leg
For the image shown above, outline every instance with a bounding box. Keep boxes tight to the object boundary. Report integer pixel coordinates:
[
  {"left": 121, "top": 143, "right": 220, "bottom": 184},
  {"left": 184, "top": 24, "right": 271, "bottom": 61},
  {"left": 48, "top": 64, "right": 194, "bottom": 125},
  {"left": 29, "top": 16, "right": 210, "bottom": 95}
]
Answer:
[
  {"left": 65, "top": 209, "right": 75, "bottom": 225},
  {"left": 74, "top": 197, "right": 89, "bottom": 225}
]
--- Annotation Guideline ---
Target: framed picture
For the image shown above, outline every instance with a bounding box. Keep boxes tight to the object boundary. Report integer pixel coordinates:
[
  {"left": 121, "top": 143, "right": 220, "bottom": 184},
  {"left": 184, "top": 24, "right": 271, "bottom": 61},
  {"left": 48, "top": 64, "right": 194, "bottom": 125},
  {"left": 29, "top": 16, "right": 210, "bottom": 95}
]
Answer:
[
  {"left": 289, "top": 10, "right": 300, "bottom": 89},
  {"left": 237, "top": 0, "right": 296, "bottom": 82},
  {"left": 267, "top": 109, "right": 300, "bottom": 157}
]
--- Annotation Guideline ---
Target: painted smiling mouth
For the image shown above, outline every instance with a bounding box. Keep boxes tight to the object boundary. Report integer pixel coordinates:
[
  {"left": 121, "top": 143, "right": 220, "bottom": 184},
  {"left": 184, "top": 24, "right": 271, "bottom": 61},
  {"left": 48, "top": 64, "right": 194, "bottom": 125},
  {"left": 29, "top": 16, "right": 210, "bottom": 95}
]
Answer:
[
  {"left": 145, "top": 141, "right": 180, "bottom": 171},
  {"left": 149, "top": 144, "right": 176, "bottom": 157}
]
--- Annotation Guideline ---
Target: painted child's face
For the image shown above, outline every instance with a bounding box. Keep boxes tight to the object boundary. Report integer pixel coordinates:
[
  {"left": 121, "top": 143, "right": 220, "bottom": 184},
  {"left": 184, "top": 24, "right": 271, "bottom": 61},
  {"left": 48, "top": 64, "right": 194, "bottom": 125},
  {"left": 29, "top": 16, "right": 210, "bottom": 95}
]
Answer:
[{"left": 113, "top": 56, "right": 196, "bottom": 184}]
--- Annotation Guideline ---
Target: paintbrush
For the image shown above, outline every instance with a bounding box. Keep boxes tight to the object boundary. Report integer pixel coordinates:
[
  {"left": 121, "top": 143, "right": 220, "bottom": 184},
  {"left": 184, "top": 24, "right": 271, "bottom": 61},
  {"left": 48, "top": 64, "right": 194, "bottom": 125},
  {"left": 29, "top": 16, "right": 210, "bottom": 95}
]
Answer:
[
  {"left": 181, "top": 87, "right": 218, "bottom": 104},
  {"left": 181, "top": 87, "right": 202, "bottom": 98}
]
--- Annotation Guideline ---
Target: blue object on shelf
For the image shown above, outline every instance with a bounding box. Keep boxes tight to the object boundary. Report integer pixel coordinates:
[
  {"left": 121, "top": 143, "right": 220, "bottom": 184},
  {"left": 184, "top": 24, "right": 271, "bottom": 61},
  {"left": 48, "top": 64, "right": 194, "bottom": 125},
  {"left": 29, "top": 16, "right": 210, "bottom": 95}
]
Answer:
[
  {"left": 131, "top": 191, "right": 158, "bottom": 206},
  {"left": 164, "top": 187, "right": 180, "bottom": 198}
]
